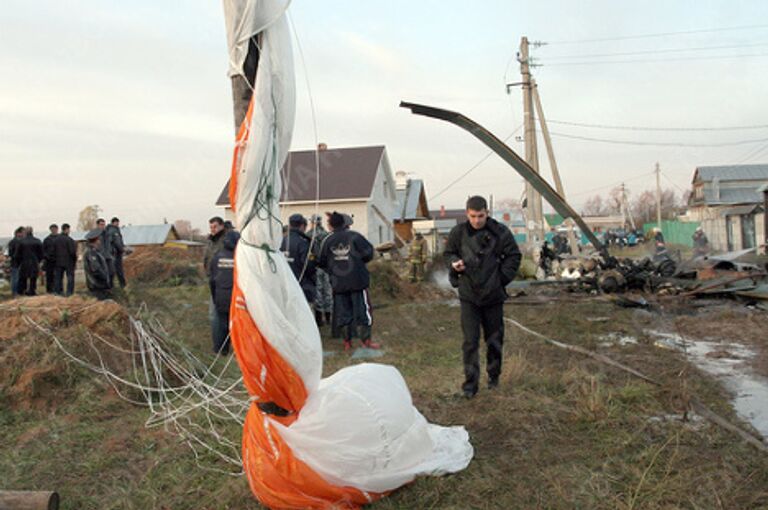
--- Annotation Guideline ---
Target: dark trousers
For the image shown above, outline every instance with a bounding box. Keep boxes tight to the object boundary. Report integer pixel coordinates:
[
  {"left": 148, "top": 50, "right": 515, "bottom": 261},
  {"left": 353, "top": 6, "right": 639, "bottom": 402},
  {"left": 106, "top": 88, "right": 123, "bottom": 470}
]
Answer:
[
  {"left": 54, "top": 266, "right": 75, "bottom": 296},
  {"left": 212, "top": 310, "right": 231, "bottom": 355},
  {"left": 18, "top": 266, "right": 38, "bottom": 296},
  {"left": 11, "top": 266, "right": 20, "bottom": 296},
  {"left": 44, "top": 262, "right": 56, "bottom": 293},
  {"left": 460, "top": 300, "right": 504, "bottom": 395},
  {"left": 334, "top": 289, "right": 372, "bottom": 342},
  {"left": 105, "top": 259, "right": 115, "bottom": 289},
  {"left": 111, "top": 254, "right": 126, "bottom": 288}
]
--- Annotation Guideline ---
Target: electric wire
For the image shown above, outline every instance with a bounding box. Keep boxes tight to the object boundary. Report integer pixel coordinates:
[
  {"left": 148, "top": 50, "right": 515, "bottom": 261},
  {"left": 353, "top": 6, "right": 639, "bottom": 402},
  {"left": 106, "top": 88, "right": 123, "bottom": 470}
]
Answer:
[
  {"left": 547, "top": 24, "right": 768, "bottom": 45},
  {"left": 547, "top": 131, "right": 768, "bottom": 148},
  {"left": 540, "top": 119, "right": 768, "bottom": 132}
]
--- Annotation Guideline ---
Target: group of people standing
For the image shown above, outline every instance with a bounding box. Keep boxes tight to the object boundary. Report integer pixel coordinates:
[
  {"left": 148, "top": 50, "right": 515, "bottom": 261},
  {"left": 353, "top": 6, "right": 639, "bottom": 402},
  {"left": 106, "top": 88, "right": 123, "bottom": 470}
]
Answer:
[
  {"left": 6, "top": 217, "right": 127, "bottom": 300},
  {"left": 8, "top": 224, "right": 76, "bottom": 297}
]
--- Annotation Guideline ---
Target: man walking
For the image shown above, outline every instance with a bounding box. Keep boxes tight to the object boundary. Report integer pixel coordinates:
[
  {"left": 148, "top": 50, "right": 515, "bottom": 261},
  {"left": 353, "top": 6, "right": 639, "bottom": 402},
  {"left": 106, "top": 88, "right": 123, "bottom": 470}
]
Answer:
[
  {"left": 307, "top": 214, "right": 333, "bottom": 326},
  {"left": 53, "top": 223, "right": 78, "bottom": 296},
  {"left": 17, "top": 227, "right": 44, "bottom": 296},
  {"left": 8, "top": 226, "right": 25, "bottom": 297},
  {"left": 280, "top": 214, "right": 316, "bottom": 304},
  {"left": 42, "top": 224, "right": 59, "bottom": 293},
  {"left": 318, "top": 211, "right": 378, "bottom": 351},
  {"left": 107, "top": 217, "right": 127, "bottom": 288},
  {"left": 444, "top": 196, "right": 521, "bottom": 399},
  {"left": 83, "top": 230, "right": 111, "bottom": 300}
]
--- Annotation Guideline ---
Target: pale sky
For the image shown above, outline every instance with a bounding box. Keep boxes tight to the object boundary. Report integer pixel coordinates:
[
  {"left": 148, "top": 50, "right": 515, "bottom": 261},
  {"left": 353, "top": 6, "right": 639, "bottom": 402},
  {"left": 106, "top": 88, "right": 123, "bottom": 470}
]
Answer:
[{"left": 2, "top": 1, "right": 768, "bottom": 235}]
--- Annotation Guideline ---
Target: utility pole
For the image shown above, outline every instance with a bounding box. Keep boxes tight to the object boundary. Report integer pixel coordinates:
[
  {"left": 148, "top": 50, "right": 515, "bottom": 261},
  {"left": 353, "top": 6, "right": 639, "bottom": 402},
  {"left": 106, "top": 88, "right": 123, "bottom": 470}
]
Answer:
[
  {"left": 532, "top": 80, "right": 577, "bottom": 254},
  {"left": 655, "top": 162, "right": 662, "bottom": 229},
  {"left": 519, "top": 36, "right": 544, "bottom": 244}
]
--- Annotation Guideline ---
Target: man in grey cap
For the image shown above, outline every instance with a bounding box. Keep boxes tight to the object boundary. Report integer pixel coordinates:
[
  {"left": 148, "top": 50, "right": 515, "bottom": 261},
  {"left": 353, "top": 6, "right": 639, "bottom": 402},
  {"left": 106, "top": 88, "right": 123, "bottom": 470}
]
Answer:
[
  {"left": 307, "top": 214, "right": 333, "bottom": 326},
  {"left": 84, "top": 230, "right": 111, "bottom": 300}
]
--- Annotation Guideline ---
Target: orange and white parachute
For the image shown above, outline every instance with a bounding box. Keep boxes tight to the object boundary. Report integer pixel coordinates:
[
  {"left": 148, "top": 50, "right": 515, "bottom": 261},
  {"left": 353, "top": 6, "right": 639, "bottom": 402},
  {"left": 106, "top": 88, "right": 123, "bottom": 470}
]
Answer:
[{"left": 222, "top": 2, "right": 473, "bottom": 508}]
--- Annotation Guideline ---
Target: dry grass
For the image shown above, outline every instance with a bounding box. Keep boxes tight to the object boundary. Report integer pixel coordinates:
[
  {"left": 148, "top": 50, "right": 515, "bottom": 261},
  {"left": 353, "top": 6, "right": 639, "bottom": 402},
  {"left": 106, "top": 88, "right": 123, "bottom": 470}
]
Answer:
[{"left": 1, "top": 271, "right": 767, "bottom": 509}]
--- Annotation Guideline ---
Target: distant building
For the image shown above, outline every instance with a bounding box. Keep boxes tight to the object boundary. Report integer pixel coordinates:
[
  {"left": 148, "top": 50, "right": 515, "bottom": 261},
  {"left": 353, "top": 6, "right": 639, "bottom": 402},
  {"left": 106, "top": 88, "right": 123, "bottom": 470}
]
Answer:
[
  {"left": 683, "top": 164, "right": 768, "bottom": 251},
  {"left": 393, "top": 171, "right": 430, "bottom": 242},
  {"left": 71, "top": 224, "right": 181, "bottom": 248},
  {"left": 216, "top": 145, "right": 399, "bottom": 245}
]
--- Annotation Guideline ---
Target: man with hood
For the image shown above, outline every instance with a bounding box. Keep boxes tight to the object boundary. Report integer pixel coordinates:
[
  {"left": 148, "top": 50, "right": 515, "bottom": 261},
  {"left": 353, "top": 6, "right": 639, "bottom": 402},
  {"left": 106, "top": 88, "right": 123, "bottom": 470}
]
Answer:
[
  {"left": 444, "top": 195, "right": 521, "bottom": 399},
  {"left": 209, "top": 230, "right": 240, "bottom": 355},
  {"left": 280, "top": 214, "right": 316, "bottom": 304},
  {"left": 318, "top": 211, "right": 378, "bottom": 351}
]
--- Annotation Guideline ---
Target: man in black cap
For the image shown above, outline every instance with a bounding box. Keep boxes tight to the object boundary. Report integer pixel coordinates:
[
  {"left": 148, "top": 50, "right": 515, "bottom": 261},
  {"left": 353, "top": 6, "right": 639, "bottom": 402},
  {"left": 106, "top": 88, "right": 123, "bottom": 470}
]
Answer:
[
  {"left": 84, "top": 230, "right": 111, "bottom": 300},
  {"left": 445, "top": 195, "right": 521, "bottom": 399},
  {"left": 318, "top": 211, "right": 378, "bottom": 351},
  {"left": 42, "top": 224, "right": 59, "bottom": 293},
  {"left": 53, "top": 223, "right": 78, "bottom": 296},
  {"left": 280, "top": 214, "right": 316, "bottom": 304},
  {"left": 17, "top": 227, "right": 44, "bottom": 296}
]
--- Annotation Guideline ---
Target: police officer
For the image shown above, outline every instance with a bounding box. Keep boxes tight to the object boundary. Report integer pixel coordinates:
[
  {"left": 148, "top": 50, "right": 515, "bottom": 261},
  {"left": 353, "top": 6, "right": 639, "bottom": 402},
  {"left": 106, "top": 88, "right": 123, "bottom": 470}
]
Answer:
[
  {"left": 280, "top": 214, "right": 316, "bottom": 303},
  {"left": 409, "top": 232, "right": 428, "bottom": 282},
  {"left": 209, "top": 230, "right": 240, "bottom": 355},
  {"left": 84, "top": 230, "right": 111, "bottom": 300},
  {"left": 444, "top": 196, "right": 522, "bottom": 399},
  {"left": 318, "top": 211, "right": 378, "bottom": 351},
  {"left": 107, "top": 217, "right": 126, "bottom": 288}
]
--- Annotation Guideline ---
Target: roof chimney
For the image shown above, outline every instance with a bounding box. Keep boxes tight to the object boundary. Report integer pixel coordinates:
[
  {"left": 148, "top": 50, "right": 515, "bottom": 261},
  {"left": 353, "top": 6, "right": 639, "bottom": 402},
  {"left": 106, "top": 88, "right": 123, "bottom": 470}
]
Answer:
[
  {"left": 317, "top": 143, "right": 327, "bottom": 151},
  {"left": 395, "top": 170, "right": 408, "bottom": 190}
]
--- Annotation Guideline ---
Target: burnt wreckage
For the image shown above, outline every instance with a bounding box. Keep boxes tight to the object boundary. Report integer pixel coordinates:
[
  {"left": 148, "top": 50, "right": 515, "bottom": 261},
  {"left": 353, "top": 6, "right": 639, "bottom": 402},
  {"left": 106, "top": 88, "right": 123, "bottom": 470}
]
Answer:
[{"left": 400, "top": 102, "right": 768, "bottom": 298}]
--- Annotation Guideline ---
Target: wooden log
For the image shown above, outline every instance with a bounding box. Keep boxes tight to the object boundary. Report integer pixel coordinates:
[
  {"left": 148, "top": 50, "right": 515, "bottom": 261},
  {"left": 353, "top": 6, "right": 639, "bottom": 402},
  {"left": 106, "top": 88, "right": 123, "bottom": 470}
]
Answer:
[{"left": 0, "top": 491, "right": 59, "bottom": 510}]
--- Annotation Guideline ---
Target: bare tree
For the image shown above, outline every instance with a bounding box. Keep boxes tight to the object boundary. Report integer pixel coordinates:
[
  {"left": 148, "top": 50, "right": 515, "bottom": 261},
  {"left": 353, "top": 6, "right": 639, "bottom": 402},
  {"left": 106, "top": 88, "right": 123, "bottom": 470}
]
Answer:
[
  {"left": 173, "top": 219, "right": 200, "bottom": 240},
  {"left": 77, "top": 205, "right": 101, "bottom": 231},
  {"left": 582, "top": 195, "right": 605, "bottom": 216}
]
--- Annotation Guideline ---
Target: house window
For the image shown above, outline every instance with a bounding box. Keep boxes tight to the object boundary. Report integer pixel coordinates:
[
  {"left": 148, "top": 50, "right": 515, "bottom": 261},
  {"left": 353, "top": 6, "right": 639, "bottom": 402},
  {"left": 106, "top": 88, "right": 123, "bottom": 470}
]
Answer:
[
  {"left": 694, "top": 186, "right": 703, "bottom": 199},
  {"left": 741, "top": 214, "right": 756, "bottom": 250}
]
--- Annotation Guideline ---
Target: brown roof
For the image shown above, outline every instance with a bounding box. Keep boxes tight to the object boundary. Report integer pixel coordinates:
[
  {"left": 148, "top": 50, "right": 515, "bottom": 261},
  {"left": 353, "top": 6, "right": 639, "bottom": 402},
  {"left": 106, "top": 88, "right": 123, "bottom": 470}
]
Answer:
[{"left": 216, "top": 145, "right": 386, "bottom": 206}]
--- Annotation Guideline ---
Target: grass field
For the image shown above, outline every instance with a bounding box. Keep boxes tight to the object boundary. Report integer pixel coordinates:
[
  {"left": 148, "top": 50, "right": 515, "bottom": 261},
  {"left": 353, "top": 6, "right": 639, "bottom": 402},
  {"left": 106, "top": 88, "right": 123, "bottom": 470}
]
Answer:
[{"left": 2, "top": 267, "right": 768, "bottom": 509}]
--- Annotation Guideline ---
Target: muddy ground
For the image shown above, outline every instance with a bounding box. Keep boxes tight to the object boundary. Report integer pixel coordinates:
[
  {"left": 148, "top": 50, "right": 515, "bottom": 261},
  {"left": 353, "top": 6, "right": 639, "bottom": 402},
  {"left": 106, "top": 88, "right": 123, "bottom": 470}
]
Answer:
[{"left": 1, "top": 264, "right": 767, "bottom": 509}]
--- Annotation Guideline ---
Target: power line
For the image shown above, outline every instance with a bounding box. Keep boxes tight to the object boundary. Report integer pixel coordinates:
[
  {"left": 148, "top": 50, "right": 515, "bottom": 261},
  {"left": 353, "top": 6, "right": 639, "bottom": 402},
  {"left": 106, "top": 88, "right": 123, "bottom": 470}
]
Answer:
[
  {"left": 540, "top": 119, "right": 768, "bottom": 132},
  {"left": 430, "top": 124, "right": 523, "bottom": 200},
  {"left": 543, "top": 41, "right": 768, "bottom": 60},
  {"left": 547, "top": 24, "right": 768, "bottom": 45},
  {"left": 547, "top": 131, "right": 768, "bottom": 148},
  {"left": 542, "top": 52, "right": 768, "bottom": 66},
  {"left": 569, "top": 171, "right": 655, "bottom": 198},
  {"left": 661, "top": 171, "right": 690, "bottom": 194}
]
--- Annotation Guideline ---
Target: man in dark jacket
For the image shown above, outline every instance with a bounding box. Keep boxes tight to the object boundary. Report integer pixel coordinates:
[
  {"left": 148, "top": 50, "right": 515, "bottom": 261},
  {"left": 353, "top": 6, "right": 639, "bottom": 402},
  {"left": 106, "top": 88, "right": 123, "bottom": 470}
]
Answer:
[
  {"left": 53, "top": 223, "right": 78, "bottom": 296},
  {"left": 209, "top": 230, "right": 240, "bottom": 355},
  {"left": 204, "top": 216, "right": 228, "bottom": 351},
  {"left": 444, "top": 196, "right": 522, "bottom": 398},
  {"left": 107, "top": 217, "right": 126, "bottom": 288},
  {"left": 17, "top": 227, "right": 44, "bottom": 296},
  {"left": 83, "top": 230, "right": 111, "bottom": 300},
  {"left": 280, "top": 214, "right": 316, "bottom": 303},
  {"left": 318, "top": 211, "right": 377, "bottom": 351},
  {"left": 96, "top": 218, "right": 114, "bottom": 287},
  {"left": 8, "top": 226, "right": 25, "bottom": 297},
  {"left": 42, "top": 224, "right": 59, "bottom": 293}
]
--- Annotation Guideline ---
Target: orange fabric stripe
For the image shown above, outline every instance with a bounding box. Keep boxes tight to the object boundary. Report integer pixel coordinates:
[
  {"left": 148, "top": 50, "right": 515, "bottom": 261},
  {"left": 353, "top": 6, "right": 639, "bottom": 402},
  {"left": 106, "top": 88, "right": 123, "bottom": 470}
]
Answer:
[{"left": 228, "top": 97, "right": 255, "bottom": 214}]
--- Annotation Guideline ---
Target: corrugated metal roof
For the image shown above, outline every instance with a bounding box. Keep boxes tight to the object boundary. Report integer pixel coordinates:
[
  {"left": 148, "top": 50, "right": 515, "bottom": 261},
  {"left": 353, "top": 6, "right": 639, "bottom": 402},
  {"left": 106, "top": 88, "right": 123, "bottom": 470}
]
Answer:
[
  {"left": 703, "top": 187, "right": 763, "bottom": 205},
  {"left": 695, "top": 164, "right": 768, "bottom": 182},
  {"left": 216, "top": 145, "right": 386, "bottom": 206},
  {"left": 0, "top": 237, "right": 11, "bottom": 251},
  {"left": 394, "top": 179, "right": 427, "bottom": 221},
  {"left": 721, "top": 204, "right": 764, "bottom": 216},
  {"left": 122, "top": 224, "right": 176, "bottom": 245}
]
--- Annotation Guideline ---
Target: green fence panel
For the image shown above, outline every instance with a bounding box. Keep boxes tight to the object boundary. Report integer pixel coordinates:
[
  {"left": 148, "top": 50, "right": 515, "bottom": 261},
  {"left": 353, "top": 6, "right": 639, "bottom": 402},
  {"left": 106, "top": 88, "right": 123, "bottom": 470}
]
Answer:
[{"left": 642, "top": 220, "right": 700, "bottom": 247}]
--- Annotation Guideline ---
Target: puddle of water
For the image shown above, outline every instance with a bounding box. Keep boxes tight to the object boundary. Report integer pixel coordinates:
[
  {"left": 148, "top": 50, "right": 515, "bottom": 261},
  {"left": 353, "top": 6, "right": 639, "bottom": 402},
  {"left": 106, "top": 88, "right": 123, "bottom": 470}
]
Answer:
[{"left": 646, "top": 329, "right": 768, "bottom": 439}]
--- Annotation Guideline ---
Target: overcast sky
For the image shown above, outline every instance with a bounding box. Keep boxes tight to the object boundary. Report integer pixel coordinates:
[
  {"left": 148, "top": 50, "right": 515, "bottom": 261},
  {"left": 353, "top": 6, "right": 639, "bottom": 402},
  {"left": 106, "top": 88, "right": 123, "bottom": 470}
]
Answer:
[{"left": 2, "top": 0, "right": 768, "bottom": 235}]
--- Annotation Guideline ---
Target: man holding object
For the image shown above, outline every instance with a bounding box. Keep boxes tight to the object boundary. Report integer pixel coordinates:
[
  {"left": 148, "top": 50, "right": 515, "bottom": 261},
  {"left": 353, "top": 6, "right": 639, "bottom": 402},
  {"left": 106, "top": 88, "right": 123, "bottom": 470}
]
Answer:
[{"left": 444, "top": 196, "right": 522, "bottom": 398}]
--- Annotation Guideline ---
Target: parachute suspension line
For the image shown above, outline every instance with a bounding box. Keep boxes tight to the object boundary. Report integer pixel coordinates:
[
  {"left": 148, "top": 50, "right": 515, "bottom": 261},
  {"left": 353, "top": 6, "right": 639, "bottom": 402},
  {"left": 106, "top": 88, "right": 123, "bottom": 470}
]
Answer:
[{"left": 287, "top": 12, "right": 323, "bottom": 282}]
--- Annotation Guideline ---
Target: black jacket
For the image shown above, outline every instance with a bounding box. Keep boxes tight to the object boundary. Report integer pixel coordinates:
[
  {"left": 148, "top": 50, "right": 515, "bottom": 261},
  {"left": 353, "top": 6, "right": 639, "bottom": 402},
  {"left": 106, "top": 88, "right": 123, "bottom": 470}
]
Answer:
[
  {"left": 8, "top": 236, "right": 22, "bottom": 268},
  {"left": 204, "top": 230, "right": 226, "bottom": 277},
  {"left": 280, "top": 228, "right": 317, "bottom": 301},
  {"left": 106, "top": 225, "right": 125, "bottom": 257},
  {"left": 53, "top": 234, "right": 78, "bottom": 269},
  {"left": 84, "top": 245, "right": 110, "bottom": 291},
  {"left": 17, "top": 236, "right": 44, "bottom": 272},
  {"left": 209, "top": 232, "right": 239, "bottom": 315},
  {"left": 444, "top": 218, "right": 522, "bottom": 306},
  {"left": 98, "top": 228, "right": 113, "bottom": 261},
  {"left": 43, "top": 234, "right": 58, "bottom": 266},
  {"left": 318, "top": 228, "right": 374, "bottom": 294}
]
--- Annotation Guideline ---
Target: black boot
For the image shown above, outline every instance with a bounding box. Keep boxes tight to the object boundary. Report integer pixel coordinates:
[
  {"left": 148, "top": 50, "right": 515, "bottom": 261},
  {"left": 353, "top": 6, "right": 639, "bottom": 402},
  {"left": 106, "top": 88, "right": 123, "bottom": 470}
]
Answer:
[
  {"left": 325, "top": 312, "right": 332, "bottom": 324},
  {"left": 314, "top": 310, "right": 324, "bottom": 326}
]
